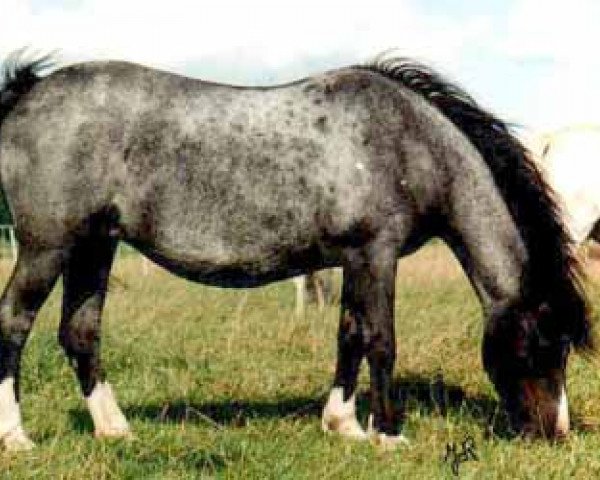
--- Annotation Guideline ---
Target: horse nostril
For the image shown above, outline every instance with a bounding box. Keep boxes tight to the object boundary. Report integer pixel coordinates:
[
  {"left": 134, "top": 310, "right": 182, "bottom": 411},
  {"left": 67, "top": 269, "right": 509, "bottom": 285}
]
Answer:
[
  {"left": 554, "top": 425, "right": 569, "bottom": 439},
  {"left": 554, "top": 415, "right": 570, "bottom": 439}
]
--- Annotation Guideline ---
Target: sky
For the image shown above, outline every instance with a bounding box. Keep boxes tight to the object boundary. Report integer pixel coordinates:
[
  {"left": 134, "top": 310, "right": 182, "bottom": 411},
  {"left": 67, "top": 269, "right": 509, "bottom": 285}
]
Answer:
[{"left": 1, "top": 0, "right": 599, "bottom": 133}]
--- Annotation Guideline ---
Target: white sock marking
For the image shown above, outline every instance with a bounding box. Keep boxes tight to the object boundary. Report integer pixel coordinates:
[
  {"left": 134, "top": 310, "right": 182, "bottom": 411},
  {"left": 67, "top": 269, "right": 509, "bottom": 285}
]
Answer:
[
  {"left": 85, "top": 382, "right": 131, "bottom": 438},
  {"left": 366, "top": 413, "right": 409, "bottom": 449},
  {"left": 0, "top": 377, "right": 20, "bottom": 437},
  {"left": 556, "top": 385, "right": 570, "bottom": 436},
  {"left": 322, "top": 387, "right": 366, "bottom": 439},
  {"left": 0, "top": 377, "right": 34, "bottom": 450}
]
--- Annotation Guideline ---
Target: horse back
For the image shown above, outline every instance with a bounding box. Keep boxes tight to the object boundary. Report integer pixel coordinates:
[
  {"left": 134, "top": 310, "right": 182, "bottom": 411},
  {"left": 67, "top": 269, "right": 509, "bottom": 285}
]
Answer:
[{"left": 0, "top": 60, "right": 466, "bottom": 281}]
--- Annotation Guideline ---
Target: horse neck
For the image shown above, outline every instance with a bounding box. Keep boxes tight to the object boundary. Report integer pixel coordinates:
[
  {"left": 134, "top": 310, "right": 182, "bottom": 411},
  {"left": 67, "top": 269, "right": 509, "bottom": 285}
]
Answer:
[{"left": 439, "top": 159, "right": 528, "bottom": 314}]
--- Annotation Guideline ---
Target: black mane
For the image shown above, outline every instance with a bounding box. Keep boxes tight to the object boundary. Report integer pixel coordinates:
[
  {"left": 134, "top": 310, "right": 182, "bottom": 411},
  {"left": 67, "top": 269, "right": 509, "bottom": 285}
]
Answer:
[{"left": 362, "top": 56, "right": 592, "bottom": 351}]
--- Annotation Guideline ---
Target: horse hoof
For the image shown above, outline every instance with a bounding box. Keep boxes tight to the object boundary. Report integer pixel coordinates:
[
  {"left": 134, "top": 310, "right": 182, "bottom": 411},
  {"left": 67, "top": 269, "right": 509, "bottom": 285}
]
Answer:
[
  {"left": 366, "top": 414, "right": 409, "bottom": 450},
  {"left": 94, "top": 427, "right": 134, "bottom": 440},
  {"left": 369, "top": 432, "right": 409, "bottom": 450},
  {"left": 322, "top": 415, "right": 368, "bottom": 440},
  {"left": 2, "top": 426, "right": 35, "bottom": 451}
]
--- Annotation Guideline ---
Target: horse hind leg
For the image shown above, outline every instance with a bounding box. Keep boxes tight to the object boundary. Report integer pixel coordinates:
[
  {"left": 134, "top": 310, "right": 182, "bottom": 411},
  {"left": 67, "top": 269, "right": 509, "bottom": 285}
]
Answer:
[
  {"left": 322, "top": 245, "right": 407, "bottom": 448},
  {"left": 0, "top": 247, "right": 63, "bottom": 450},
  {"left": 59, "top": 236, "right": 130, "bottom": 439}
]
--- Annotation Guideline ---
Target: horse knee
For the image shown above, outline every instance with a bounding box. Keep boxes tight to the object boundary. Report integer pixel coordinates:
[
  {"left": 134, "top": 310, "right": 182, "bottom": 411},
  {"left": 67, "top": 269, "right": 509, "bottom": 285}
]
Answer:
[
  {"left": 58, "top": 321, "right": 99, "bottom": 357},
  {"left": 0, "top": 309, "right": 34, "bottom": 348}
]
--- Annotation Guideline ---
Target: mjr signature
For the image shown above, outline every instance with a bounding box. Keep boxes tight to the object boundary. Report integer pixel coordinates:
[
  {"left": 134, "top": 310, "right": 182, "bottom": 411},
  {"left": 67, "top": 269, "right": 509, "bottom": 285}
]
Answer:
[{"left": 442, "top": 436, "right": 478, "bottom": 476}]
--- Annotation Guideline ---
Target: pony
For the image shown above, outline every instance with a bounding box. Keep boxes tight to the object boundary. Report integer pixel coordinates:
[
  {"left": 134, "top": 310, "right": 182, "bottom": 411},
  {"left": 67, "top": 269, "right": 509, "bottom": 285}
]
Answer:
[
  {"left": 0, "top": 51, "right": 592, "bottom": 451},
  {"left": 531, "top": 126, "right": 600, "bottom": 246}
]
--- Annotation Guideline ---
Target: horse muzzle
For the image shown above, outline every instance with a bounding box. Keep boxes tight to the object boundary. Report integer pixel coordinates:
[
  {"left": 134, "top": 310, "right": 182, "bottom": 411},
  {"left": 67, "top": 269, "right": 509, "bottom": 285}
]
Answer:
[{"left": 519, "top": 378, "right": 569, "bottom": 439}]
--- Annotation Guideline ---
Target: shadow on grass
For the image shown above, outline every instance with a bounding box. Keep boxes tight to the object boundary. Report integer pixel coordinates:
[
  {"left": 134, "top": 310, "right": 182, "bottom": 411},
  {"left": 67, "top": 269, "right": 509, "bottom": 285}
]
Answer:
[
  {"left": 390, "top": 374, "right": 513, "bottom": 439},
  {"left": 68, "top": 394, "right": 324, "bottom": 435},
  {"left": 123, "top": 395, "right": 324, "bottom": 429},
  {"left": 70, "top": 373, "right": 583, "bottom": 441},
  {"left": 67, "top": 414, "right": 232, "bottom": 475},
  {"left": 112, "top": 446, "right": 229, "bottom": 475}
]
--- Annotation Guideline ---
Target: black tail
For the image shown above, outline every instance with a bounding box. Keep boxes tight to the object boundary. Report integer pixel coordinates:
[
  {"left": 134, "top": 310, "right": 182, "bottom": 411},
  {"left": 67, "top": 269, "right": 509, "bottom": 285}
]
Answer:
[
  {"left": 0, "top": 50, "right": 53, "bottom": 125},
  {"left": 362, "top": 56, "right": 593, "bottom": 351}
]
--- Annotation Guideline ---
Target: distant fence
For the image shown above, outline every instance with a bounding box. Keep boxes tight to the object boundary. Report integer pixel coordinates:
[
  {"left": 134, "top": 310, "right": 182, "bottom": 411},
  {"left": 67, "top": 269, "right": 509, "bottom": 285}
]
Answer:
[{"left": 0, "top": 224, "right": 17, "bottom": 262}]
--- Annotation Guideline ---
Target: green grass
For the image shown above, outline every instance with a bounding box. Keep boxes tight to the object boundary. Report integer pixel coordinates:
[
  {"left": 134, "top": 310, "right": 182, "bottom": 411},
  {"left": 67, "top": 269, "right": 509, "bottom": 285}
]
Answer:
[{"left": 2, "top": 243, "right": 600, "bottom": 478}]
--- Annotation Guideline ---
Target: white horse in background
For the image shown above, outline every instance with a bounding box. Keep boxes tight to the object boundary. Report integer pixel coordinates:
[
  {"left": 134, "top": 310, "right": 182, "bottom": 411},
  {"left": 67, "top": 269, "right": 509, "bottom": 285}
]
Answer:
[{"left": 529, "top": 125, "right": 600, "bottom": 248}]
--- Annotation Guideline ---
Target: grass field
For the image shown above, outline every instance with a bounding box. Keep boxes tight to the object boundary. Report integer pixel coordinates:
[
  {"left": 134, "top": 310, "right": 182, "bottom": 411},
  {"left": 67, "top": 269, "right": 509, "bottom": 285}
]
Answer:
[{"left": 2, "top": 242, "right": 600, "bottom": 478}]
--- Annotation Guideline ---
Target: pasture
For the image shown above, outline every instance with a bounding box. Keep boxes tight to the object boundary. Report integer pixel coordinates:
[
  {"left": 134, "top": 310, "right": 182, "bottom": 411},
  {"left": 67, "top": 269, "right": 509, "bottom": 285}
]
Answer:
[{"left": 1, "top": 242, "right": 600, "bottom": 479}]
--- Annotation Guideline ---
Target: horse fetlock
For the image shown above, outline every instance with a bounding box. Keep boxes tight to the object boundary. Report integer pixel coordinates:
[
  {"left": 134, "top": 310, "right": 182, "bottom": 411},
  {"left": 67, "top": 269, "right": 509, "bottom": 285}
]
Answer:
[
  {"left": 1, "top": 425, "right": 35, "bottom": 451},
  {"left": 321, "top": 387, "right": 367, "bottom": 440},
  {"left": 0, "top": 377, "right": 34, "bottom": 451},
  {"left": 85, "top": 382, "right": 132, "bottom": 439},
  {"left": 322, "top": 411, "right": 367, "bottom": 440}
]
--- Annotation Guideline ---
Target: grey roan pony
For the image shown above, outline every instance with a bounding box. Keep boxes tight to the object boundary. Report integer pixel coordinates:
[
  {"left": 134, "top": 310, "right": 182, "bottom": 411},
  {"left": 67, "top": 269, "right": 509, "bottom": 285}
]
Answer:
[{"left": 0, "top": 52, "right": 592, "bottom": 450}]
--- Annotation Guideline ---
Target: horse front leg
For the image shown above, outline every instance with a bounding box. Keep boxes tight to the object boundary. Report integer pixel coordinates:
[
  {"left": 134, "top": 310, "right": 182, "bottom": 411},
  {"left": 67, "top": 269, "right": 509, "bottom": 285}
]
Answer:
[
  {"left": 322, "top": 245, "right": 406, "bottom": 448},
  {"left": 321, "top": 296, "right": 366, "bottom": 439}
]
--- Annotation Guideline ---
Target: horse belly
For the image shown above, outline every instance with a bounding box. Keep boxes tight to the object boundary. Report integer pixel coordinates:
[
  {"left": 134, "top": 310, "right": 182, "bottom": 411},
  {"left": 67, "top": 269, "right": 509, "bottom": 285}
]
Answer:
[
  {"left": 114, "top": 83, "right": 379, "bottom": 284},
  {"left": 126, "top": 224, "right": 328, "bottom": 287},
  {"left": 120, "top": 186, "right": 334, "bottom": 286}
]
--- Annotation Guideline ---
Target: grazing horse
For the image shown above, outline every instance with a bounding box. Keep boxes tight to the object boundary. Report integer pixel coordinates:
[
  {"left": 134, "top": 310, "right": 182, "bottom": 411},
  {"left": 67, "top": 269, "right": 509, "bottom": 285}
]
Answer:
[
  {"left": 0, "top": 52, "right": 592, "bottom": 451},
  {"left": 531, "top": 126, "right": 600, "bottom": 246}
]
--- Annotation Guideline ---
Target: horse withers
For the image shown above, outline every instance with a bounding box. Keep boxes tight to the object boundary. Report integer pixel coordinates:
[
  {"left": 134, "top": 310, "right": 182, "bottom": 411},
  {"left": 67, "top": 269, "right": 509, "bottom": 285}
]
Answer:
[{"left": 0, "top": 52, "right": 591, "bottom": 450}]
